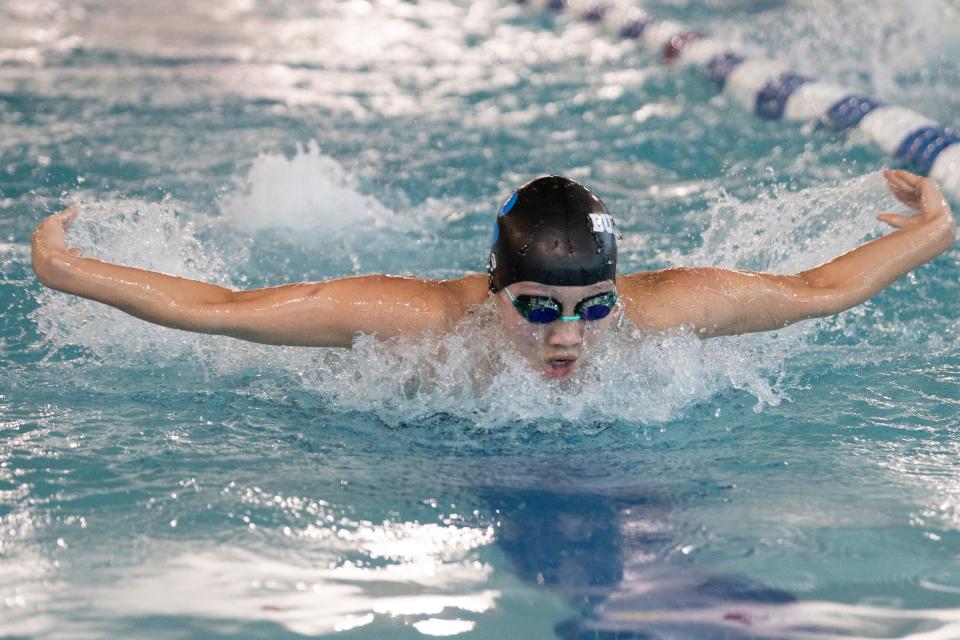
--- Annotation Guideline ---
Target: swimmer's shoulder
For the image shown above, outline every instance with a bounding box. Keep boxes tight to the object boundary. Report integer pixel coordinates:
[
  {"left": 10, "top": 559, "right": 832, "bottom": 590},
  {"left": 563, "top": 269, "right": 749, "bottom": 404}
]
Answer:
[{"left": 437, "top": 273, "right": 490, "bottom": 318}]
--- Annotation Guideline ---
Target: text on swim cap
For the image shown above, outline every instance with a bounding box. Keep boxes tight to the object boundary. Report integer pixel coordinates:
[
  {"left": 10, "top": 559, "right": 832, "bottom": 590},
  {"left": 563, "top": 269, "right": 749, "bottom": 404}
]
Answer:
[{"left": 589, "top": 213, "right": 615, "bottom": 233}]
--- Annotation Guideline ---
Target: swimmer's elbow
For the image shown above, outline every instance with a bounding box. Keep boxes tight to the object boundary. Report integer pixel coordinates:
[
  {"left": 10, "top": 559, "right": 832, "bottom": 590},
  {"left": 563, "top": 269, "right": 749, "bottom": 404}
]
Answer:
[
  {"left": 187, "top": 289, "right": 262, "bottom": 336},
  {"left": 791, "top": 273, "right": 858, "bottom": 318},
  {"left": 191, "top": 287, "right": 355, "bottom": 347}
]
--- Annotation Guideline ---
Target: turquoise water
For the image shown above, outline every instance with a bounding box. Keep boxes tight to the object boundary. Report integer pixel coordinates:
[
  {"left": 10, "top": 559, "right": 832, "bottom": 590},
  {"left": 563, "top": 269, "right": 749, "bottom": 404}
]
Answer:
[{"left": 2, "top": 0, "right": 960, "bottom": 637}]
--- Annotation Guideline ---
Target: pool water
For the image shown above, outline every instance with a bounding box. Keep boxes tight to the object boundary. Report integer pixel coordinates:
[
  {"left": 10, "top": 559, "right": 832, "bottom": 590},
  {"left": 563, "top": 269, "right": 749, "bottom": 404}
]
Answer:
[{"left": 2, "top": 0, "right": 960, "bottom": 637}]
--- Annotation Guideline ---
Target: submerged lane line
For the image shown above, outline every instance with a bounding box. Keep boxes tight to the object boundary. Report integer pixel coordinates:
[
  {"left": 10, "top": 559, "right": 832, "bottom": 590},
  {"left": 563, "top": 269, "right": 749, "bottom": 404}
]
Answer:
[{"left": 515, "top": 0, "right": 960, "bottom": 200}]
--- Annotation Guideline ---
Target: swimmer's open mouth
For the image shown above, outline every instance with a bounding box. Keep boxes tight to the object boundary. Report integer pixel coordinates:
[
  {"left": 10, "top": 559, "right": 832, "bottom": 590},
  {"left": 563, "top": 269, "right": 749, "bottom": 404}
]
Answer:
[{"left": 544, "top": 356, "right": 577, "bottom": 379}]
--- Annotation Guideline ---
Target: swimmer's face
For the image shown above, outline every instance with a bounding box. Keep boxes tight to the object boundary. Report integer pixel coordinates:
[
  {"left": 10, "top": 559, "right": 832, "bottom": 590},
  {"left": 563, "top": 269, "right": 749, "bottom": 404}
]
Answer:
[{"left": 495, "top": 280, "right": 618, "bottom": 381}]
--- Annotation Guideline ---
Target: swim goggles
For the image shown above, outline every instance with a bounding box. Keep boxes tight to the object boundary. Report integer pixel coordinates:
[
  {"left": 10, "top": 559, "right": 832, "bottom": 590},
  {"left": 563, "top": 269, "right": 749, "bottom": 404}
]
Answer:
[{"left": 504, "top": 287, "right": 618, "bottom": 324}]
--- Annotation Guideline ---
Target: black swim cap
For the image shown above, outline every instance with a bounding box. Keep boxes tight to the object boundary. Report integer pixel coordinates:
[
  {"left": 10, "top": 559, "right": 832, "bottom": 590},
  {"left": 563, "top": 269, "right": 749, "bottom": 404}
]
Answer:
[{"left": 487, "top": 176, "right": 617, "bottom": 292}]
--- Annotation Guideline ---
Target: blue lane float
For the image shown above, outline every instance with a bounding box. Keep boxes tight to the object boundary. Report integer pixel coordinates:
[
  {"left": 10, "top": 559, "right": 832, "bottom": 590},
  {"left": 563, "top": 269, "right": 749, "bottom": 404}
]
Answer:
[{"left": 516, "top": 0, "right": 960, "bottom": 200}]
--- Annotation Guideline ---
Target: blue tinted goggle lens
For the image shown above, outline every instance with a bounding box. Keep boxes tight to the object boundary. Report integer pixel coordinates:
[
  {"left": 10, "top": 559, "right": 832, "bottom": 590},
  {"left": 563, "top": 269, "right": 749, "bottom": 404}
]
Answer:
[
  {"left": 579, "top": 300, "right": 615, "bottom": 321},
  {"left": 507, "top": 290, "right": 617, "bottom": 324},
  {"left": 526, "top": 304, "right": 560, "bottom": 323}
]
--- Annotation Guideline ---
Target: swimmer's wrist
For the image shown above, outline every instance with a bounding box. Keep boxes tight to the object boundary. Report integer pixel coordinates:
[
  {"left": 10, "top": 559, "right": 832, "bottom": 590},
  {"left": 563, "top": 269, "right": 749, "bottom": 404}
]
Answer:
[
  {"left": 924, "top": 208, "right": 956, "bottom": 242},
  {"left": 31, "top": 211, "right": 81, "bottom": 288},
  {"left": 31, "top": 247, "right": 76, "bottom": 289},
  {"left": 31, "top": 232, "right": 84, "bottom": 290}
]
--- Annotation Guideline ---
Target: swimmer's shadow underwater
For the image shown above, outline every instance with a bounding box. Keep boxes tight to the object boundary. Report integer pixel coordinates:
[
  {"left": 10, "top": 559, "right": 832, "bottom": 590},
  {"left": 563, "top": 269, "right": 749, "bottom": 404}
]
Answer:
[
  {"left": 483, "top": 486, "right": 796, "bottom": 639},
  {"left": 287, "top": 415, "right": 797, "bottom": 637}
]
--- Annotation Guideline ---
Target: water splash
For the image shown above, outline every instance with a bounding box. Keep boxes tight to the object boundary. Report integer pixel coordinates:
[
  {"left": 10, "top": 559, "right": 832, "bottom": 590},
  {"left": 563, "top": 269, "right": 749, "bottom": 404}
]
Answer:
[
  {"left": 310, "top": 301, "right": 794, "bottom": 430},
  {"left": 674, "top": 172, "right": 894, "bottom": 273},
  {"left": 219, "top": 140, "right": 402, "bottom": 234},
  {"left": 30, "top": 198, "right": 237, "bottom": 360}
]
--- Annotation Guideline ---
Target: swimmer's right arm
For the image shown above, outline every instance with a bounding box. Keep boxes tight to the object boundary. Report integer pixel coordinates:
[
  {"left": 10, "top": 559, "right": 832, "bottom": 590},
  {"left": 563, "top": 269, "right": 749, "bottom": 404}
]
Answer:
[{"left": 31, "top": 208, "right": 485, "bottom": 347}]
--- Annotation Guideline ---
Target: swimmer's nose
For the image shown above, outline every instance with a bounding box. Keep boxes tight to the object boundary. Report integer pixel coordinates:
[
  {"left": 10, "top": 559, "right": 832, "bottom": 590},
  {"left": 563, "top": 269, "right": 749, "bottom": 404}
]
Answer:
[{"left": 546, "top": 318, "right": 584, "bottom": 347}]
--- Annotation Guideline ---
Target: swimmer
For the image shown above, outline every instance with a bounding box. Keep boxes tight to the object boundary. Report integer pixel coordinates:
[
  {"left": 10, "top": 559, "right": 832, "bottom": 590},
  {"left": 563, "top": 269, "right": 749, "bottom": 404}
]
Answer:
[{"left": 31, "top": 170, "right": 955, "bottom": 381}]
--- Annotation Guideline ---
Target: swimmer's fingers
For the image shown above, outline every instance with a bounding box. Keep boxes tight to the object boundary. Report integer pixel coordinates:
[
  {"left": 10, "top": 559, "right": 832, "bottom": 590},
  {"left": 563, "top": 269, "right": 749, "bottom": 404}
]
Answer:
[
  {"left": 918, "top": 174, "right": 950, "bottom": 221},
  {"left": 60, "top": 208, "right": 83, "bottom": 256},
  {"left": 58, "top": 205, "right": 79, "bottom": 230},
  {"left": 882, "top": 170, "right": 951, "bottom": 227},
  {"left": 876, "top": 212, "right": 914, "bottom": 229},
  {"left": 883, "top": 169, "right": 922, "bottom": 209},
  {"left": 33, "top": 206, "right": 79, "bottom": 255}
]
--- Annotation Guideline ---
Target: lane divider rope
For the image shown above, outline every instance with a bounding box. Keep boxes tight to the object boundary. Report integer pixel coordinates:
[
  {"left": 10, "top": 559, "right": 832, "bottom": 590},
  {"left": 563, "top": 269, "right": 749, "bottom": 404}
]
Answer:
[{"left": 517, "top": 0, "right": 960, "bottom": 199}]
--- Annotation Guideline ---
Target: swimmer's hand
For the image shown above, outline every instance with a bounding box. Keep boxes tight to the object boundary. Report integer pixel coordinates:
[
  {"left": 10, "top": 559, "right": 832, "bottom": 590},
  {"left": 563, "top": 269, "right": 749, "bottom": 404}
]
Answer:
[
  {"left": 31, "top": 206, "right": 81, "bottom": 265},
  {"left": 877, "top": 169, "right": 954, "bottom": 231},
  {"left": 31, "top": 206, "right": 85, "bottom": 286}
]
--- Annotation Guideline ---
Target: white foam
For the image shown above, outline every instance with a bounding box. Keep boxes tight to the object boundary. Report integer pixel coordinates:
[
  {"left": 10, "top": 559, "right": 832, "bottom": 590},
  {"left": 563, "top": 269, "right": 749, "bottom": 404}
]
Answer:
[
  {"left": 678, "top": 172, "right": 893, "bottom": 275},
  {"left": 303, "top": 299, "right": 792, "bottom": 430},
  {"left": 30, "top": 198, "right": 241, "bottom": 360},
  {"left": 219, "top": 140, "right": 402, "bottom": 234}
]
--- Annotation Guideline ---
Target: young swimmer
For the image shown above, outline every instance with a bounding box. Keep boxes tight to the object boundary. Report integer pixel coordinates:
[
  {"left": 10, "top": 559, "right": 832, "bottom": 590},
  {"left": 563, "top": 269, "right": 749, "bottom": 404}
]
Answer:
[{"left": 31, "top": 170, "right": 955, "bottom": 381}]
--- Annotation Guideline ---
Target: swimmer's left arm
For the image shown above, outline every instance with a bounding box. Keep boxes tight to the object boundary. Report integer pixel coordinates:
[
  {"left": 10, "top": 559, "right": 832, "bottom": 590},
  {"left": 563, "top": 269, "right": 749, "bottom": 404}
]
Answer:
[{"left": 623, "top": 170, "right": 956, "bottom": 336}]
